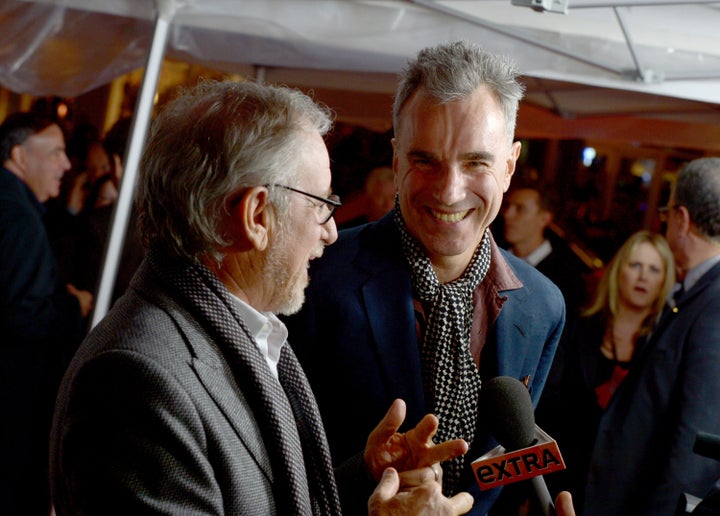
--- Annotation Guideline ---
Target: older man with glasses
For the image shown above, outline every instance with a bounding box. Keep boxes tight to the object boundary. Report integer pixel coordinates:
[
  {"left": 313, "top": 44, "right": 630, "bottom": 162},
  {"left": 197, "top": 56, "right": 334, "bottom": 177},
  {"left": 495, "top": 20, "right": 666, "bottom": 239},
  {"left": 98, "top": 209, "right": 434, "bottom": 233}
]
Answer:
[{"left": 49, "top": 80, "right": 480, "bottom": 516}]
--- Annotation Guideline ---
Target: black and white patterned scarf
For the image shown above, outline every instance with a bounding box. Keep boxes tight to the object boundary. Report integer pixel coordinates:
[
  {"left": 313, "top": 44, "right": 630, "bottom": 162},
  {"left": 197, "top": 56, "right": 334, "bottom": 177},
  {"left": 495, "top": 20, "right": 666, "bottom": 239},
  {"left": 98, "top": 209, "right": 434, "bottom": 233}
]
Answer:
[
  {"left": 148, "top": 248, "right": 341, "bottom": 515},
  {"left": 394, "top": 202, "right": 491, "bottom": 495}
]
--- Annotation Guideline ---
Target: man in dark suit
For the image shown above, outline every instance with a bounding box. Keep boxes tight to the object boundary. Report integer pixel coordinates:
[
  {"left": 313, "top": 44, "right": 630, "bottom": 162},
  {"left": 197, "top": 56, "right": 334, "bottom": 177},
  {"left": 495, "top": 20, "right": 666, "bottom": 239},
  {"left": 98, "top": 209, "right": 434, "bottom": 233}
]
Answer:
[
  {"left": 285, "top": 41, "right": 566, "bottom": 515},
  {"left": 0, "top": 112, "right": 93, "bottom": 515},
  {"left": 584, "top": 157, "right": 720, "bottom": 515},
  {"left": 502, "top": 185, "right": 588, "bottom": 313},
  {"left": 50, "top": 80, "right": 477, "bottom": 515}
]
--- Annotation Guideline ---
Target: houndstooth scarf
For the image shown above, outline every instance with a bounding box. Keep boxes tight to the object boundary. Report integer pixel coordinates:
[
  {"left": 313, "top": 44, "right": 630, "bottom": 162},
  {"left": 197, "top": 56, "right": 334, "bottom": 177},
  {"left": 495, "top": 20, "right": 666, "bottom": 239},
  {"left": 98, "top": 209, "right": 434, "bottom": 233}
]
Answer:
[
  {"left": 148, "top": 248, "right": 341, "bottom": 515},
  {"left": 394, "top": 202, "right": 490, "bottom": 495}
]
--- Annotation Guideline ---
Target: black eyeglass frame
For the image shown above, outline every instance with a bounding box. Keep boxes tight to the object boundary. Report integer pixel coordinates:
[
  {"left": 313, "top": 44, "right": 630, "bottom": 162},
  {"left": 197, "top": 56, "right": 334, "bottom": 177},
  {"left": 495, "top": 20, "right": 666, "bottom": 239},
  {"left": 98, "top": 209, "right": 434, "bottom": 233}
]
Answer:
[{"left": 266, "top": 183, "right": 341, "bottom": 224}]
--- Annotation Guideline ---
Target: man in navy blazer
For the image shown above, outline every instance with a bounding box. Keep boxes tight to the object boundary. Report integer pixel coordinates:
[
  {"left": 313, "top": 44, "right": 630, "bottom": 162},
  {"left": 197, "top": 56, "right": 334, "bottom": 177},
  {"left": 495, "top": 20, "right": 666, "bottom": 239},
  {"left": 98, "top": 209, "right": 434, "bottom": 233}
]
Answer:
[
  {"left": 0, "top": 112, "right": 92, "bottom": 515},
  {"left": 584, "top": 157, "right": 720, "bottom": 515},
  {"left": 285, "top": 41, "right": 565, "bottom": 515}
]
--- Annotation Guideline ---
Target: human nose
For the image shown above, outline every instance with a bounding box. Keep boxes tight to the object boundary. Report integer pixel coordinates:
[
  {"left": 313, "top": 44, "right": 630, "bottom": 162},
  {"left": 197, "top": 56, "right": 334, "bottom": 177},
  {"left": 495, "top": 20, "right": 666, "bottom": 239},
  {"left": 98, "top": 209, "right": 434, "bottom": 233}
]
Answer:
[
  {"left": 434, "top": 165, "right": 466, "bottom": 205},
  {"left": 322, "top": 216, "right": 338, "bottom": 245},
  {"left": 61, "top": 151, "right": 71, "bottom": 172}
]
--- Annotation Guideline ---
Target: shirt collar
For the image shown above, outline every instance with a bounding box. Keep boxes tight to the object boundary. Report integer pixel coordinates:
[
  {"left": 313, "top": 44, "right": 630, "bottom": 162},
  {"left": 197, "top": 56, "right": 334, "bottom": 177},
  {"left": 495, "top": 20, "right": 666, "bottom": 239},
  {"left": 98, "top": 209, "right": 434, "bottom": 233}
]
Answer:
[
  {"left": 228, "top": 293, "right": 287, "bottom": 379},
  {"left": 510, "top": 239, "right": 552, "bottom": 267},
  {"left": 684, "top": 253, "right": 720, "bottom": 293}
]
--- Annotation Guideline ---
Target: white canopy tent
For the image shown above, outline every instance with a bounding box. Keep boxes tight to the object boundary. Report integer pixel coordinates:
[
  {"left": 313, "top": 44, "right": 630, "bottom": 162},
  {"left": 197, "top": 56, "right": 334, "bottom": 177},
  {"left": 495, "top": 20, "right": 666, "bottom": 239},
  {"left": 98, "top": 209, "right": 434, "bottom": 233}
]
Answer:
[
  {"left": 1, "top": 0, "right": 719, "bottom": 322},
  {"left": 3, "top": 0, "right": 720, "bottom": 113}
]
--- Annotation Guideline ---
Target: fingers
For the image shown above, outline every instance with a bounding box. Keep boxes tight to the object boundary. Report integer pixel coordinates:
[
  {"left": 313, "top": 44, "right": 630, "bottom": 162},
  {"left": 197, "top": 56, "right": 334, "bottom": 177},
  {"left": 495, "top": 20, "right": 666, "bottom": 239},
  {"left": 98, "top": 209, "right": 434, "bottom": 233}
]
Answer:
[
  {"left": 555, "top": 491, "right": 576, "bottom": 516},
  {"left": 404, "top": 413, "right": 468, "bottom": 467},
  {"left": 397, "top": 464, "right": 442, "bottom": 488},
  {"left": 368, "top": 399, "right": 407, "bottom": 447},
  {"left": 448, "top": 492, "right": 474, "bottom": 515},
  {"left": 370, "top": 466, "right": 474, "bottom": 516},
  {"left": 368, "top": 468, "right": 400, "bottom": 512},
  {"left": 431, "top": 463, "right": 441, "bottom": 484},
  {"left": 411, "top": 413, "right": 439, "bottom": 443},
  {"left": 419, "top": 438, "right": 469, "bottom": 467},
  {"left": 67, "top": 284, "right": 95, "bottom": 317}
]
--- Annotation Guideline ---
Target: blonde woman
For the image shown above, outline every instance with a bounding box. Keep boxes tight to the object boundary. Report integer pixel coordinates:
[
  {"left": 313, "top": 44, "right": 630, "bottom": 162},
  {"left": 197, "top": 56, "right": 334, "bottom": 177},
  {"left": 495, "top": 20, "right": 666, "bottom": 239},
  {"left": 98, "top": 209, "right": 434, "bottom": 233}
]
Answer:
[{"left": 537, "top": 230, "right": 675, "bottom": 511}]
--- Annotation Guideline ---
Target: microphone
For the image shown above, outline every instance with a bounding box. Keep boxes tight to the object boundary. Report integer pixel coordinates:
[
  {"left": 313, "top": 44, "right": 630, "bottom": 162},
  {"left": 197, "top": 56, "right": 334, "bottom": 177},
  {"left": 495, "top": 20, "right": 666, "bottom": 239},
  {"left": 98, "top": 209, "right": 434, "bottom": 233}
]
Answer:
[
  {"left": 675, "top": 432, "right": 720, "bottom": 514},
  {"left": 694, "top": 432, "right": 720, "bottom": 462},
  {"left": 472, "top": 376, "right": 566, "bottom": 516}
]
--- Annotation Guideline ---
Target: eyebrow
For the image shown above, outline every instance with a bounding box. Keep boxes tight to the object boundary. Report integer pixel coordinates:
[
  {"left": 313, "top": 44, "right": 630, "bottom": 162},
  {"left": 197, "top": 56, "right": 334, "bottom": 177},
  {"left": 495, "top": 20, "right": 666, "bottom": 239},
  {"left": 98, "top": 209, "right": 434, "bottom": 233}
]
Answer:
[
  {"left": 407, "top": 150, "right": 434, "bottom": 161},
  {"left": 406, "top": 149, "right": 496, "bottom": 162},
  {"left": 461, "top": 151, "right": 496, "bottom": 162}
]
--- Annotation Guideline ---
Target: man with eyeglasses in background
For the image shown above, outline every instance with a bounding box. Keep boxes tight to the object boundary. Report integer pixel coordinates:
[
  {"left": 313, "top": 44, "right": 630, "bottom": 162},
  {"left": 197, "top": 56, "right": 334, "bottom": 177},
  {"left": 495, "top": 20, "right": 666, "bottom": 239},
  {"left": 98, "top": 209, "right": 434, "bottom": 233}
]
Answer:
[{"left": 584, "top": 157, "right": 720, "bottom": 515}]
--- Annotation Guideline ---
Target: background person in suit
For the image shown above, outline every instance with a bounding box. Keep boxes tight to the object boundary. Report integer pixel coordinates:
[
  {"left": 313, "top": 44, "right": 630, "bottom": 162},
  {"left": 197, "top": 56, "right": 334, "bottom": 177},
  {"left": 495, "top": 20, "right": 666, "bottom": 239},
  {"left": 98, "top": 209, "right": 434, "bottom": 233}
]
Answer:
[
  {"left": 0, "top": 112, "right": 92, "bottom": 516},
  {"left": 502, "top": 185, "right": 588, "bottom": 313},
  {"left": 535, "top": 230, "right": 674, "bottom": 511},
  {"left": 50, "top": 80, "right": 475, "bottom": 516},
  {"left": 584, "top": 157, "right": 720, "bottom": 515},
  {"left": 338, "top": 165, "right": 396, "bottom": 230},
  {"left": 284, "top": 41, "right": 566, "bottom": 515}
]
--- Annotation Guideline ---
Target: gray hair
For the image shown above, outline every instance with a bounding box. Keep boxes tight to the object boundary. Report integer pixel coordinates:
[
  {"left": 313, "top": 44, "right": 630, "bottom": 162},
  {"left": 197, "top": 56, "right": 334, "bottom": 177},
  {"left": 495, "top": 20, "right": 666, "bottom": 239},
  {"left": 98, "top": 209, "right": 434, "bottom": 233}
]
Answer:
[
  {"left": 674, "top": 157, "right": 720, "bottom": 243},
  {"left": 137, "top": 80, "right": 333, "bottom": 262},
  {"left": 393, "top": 41, "right": 525, "bottom": 145},
  {"left": 0, "top": 112, "right": 57, "bottom": 162}
]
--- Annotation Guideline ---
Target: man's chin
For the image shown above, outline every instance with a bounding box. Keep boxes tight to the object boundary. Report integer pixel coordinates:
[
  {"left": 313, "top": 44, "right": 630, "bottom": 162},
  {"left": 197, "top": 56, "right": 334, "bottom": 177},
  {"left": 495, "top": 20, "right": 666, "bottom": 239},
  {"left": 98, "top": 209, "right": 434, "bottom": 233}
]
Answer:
[{"left": 275, "top": 293, "right": 305, "bottom": 317}]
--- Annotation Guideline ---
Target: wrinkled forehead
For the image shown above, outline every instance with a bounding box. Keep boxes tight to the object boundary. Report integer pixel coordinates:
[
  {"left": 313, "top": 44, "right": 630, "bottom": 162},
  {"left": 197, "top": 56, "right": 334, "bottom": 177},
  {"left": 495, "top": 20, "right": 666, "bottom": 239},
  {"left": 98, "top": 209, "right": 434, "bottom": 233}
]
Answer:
[{"left": 395, "top": 86, "right": 510, "bottom": 150}]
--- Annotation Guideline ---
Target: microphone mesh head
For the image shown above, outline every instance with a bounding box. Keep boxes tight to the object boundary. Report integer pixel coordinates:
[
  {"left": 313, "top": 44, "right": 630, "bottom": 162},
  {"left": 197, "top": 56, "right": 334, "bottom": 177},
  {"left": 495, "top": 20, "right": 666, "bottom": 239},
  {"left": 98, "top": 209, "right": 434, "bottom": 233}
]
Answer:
[{"left": 479, "top": 376, "right": 536, "bottom": 451}]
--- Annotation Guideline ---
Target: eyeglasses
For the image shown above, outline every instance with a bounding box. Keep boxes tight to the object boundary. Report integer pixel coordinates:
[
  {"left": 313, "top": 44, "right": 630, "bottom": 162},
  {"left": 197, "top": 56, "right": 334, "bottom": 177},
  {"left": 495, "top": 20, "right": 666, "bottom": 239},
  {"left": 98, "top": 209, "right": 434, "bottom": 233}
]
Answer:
[
  {"left": 657, "top": 204, "right": 679, "bottom": 223},
  {"left": 267, "top": 184, "right": 341, "bottom": 224}
]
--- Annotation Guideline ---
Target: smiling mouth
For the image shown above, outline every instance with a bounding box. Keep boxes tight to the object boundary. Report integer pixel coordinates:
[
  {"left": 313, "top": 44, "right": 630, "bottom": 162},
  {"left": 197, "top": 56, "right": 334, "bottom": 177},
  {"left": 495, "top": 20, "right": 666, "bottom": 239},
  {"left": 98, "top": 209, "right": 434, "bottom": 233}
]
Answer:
[{"left": 430, "top": 209, "right": 470, "bottom": 223}]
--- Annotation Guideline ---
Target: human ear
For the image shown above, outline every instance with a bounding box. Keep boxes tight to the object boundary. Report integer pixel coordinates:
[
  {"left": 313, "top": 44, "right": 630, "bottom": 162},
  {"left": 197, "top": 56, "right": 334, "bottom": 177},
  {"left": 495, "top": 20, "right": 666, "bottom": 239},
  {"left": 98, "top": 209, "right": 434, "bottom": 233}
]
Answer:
[
  {"left": 229, "top": 186, "right": 273, "bottom": 251},
  {"left": 8, "top": 144, "right": 27, "bottom": 171},
  {"left": 676, "top": 205, "right": 692, "bottom": 236},
  {"left": 503, "top": 141, "right": 522, "bottom": 192}
]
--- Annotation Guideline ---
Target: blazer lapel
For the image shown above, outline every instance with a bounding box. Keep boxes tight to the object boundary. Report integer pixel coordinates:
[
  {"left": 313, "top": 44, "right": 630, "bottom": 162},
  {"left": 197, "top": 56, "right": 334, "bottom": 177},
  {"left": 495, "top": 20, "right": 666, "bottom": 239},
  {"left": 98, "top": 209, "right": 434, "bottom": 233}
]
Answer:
[
  {"left": 357, "top": 215, "right": 426, "bottom": 422},
  {"left": 611, "top": 261, "right": 720, "bottom": 406},
  {"left": 134, "top": 265, "right": 274, "bottom": 481},
  {"left": 192, "top": 355, "right": 274, "bottom": 481}
]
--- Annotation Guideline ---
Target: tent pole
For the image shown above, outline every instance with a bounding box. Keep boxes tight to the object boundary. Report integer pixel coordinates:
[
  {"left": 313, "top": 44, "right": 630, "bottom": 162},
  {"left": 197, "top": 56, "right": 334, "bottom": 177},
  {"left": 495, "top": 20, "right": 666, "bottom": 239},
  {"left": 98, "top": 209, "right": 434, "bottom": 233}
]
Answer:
[
  {"left": 91, "top": 0, "right": 175, "bottom": 328},
  {"left": 410, "top": 0, "right": 622, "bottom": 76},
  {"left": 613, "top": 7, "right": 657, "bottom": 83}
]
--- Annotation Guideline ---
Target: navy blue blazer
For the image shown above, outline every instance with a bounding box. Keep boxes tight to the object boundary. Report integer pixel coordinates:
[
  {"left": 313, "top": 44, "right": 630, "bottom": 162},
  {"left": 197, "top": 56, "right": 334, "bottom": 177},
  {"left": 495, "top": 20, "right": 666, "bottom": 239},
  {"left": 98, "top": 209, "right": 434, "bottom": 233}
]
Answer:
[
  {"left": 585, "top": 261, "right": 720, "bottom": 515},
  {"left": 286, "top": 212, "right": 565, "bottom": 515}
]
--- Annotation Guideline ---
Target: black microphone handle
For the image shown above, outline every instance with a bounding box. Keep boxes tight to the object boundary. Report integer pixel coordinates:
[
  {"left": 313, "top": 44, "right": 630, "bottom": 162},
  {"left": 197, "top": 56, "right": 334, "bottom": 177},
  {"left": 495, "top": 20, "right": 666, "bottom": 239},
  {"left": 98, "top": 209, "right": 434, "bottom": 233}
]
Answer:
[
  {"left": 531, "top": 475, "right": 556, "bottom": 516},
  {"left": 694, "top": 432, "right": 720, "bottom": 461}
]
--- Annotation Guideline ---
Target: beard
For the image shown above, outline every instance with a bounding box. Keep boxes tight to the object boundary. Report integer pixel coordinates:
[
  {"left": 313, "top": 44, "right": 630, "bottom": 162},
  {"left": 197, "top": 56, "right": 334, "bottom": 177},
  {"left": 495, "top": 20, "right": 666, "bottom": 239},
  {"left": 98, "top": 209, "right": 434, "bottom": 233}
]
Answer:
[{"left": 263, "top": 226, "right": 313, "bottom": 316}]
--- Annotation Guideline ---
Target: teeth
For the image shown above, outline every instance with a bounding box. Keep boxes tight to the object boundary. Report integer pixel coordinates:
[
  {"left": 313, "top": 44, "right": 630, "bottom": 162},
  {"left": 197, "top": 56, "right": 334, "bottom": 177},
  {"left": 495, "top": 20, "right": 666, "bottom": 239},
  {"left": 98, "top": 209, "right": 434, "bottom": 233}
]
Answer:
[{"left": 432, "top": 210, "right": 468, "bottom": 223}]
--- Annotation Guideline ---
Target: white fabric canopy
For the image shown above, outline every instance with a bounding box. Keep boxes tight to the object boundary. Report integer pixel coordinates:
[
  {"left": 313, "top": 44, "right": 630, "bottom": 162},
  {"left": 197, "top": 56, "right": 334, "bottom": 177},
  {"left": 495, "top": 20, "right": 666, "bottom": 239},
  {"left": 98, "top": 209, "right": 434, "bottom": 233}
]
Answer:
[
  {"left": 3, "top": 0, "right": 720, "bottom": 111},
  {"left": 2, "top": 0, "right": 719, "bottom": 322}
]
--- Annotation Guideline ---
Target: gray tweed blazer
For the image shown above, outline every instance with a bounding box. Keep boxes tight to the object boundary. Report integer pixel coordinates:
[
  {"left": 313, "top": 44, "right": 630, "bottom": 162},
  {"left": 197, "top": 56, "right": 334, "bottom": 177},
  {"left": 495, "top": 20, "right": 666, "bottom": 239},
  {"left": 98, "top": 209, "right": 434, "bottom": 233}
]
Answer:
[{"left": 50, "top": 260, "right": 284, "bottom": 514}]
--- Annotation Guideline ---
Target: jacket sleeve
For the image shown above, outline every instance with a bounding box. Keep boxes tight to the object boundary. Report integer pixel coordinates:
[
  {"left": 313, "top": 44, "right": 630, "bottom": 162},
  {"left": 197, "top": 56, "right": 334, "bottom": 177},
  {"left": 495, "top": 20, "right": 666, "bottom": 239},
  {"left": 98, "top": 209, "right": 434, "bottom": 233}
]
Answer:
[
  {"left": 649, "top": 292, "right": 720, "bottom": 510},
  {"left": 51, "top": 351, "right": 226, "bottom": 515}
]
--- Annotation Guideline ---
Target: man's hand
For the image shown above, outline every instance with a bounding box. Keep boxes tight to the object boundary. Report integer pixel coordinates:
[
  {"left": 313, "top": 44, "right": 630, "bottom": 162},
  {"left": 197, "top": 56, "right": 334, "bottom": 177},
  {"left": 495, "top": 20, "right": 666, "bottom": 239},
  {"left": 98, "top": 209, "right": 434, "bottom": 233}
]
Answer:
[
  {"left": 364, "top": 399, "right": 468, "bottom": 481},
  {"left": 368, "top": 467, "right": 473, "bottom": 516},
  {"left": 555, "top": 491, "right": 575, "bottom": 516},
  {"left": 67, "top": 284, "right": 94, "bottom": 318}
]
